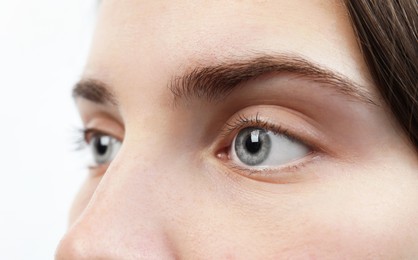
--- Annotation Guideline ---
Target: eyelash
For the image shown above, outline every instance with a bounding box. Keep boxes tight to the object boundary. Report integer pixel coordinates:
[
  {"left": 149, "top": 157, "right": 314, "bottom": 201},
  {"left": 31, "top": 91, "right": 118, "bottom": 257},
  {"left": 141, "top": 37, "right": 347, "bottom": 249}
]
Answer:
[
  {"left": 73, "top": 127, "right": 123, "bottom": 171},
  {"left": 219, "top": 113, "right": 316, "bottom": 174},
  {"left": 73, "top": 114, "right": 316, "bottom": 175},
  {"left": 73, "top": 128, "right": 88, "bottom": 151},
  {"left": 73, "top": 128, "right": 111, "bottom": 150},
  {"left": 222, "top": 113, "right": 300, "bottom": 143}
]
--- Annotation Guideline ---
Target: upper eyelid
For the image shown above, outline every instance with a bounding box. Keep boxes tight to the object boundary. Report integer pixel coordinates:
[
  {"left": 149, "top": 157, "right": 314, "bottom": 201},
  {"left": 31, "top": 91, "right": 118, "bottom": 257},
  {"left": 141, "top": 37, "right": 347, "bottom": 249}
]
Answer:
[
  {"left": 221, "top": 114, "right": 308, "bottom": 147},
  {"left": 82, "top": 128, "right": 122, "bottom": 144},
  {"left": 76, "top": 97, "right": 125, "bottom": 131},
  {"left": 215, "top": 108, "right": 333, "bottom": 158},
  {"left": 80, "top": 113, "right": 125, "bottom": 143}
]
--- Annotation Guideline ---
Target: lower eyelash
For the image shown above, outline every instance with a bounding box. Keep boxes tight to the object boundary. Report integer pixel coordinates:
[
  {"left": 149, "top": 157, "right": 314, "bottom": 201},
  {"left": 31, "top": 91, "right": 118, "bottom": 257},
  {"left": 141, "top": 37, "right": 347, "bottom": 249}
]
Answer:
[
  {"left": 224, "top": 151, "right": 321, "bottom": 181},
  {"left": 228, "top": 161, "right": 304, "bottom": 175}
]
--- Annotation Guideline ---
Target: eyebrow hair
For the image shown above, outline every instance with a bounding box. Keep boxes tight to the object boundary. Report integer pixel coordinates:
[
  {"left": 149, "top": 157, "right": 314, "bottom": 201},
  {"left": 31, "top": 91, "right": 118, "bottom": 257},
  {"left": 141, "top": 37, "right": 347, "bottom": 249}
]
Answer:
[
  {"left": 169, "top": 54, "right": 376, "bottom": 105},
  {"left": 73, "top": 54, "right": 376, "bottom": 106},
  {"left": 73, "top": 78, "right": 118, "bottom": 105}
]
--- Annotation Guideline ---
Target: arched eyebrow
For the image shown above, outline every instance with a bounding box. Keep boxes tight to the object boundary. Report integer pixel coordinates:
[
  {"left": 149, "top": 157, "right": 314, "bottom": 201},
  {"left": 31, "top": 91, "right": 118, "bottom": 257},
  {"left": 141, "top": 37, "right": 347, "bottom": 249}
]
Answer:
[
  {"left": 72, "top": 54, "right": 376, "bottom": 106},
  {"left": 169, "top": 54, "right": 376, "bottom": 105}
]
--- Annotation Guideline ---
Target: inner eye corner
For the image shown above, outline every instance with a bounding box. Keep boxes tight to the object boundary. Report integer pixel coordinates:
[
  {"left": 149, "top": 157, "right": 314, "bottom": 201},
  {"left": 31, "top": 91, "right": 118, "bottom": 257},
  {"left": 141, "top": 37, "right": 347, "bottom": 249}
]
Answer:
[{"left": 214, "top": 145, "right": 231, "bottom": 162}]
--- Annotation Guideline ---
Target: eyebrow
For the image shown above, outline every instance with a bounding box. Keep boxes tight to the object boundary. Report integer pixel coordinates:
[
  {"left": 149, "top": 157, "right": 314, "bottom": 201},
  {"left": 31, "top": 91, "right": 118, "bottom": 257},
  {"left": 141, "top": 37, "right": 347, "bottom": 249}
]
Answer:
[
  {"left": 73, "top": 78, "right": 118, "bottom": 105},
  {"left": 73, "top": 54, "right": 376, "bottom": 106}
]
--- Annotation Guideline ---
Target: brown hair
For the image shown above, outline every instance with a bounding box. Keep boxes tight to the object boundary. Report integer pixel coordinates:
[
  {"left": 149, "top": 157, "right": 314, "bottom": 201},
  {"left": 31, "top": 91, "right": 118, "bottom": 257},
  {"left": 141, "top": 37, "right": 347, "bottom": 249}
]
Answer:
[{"left": 345, "top": 0, "right": 418, "bottom": 151}]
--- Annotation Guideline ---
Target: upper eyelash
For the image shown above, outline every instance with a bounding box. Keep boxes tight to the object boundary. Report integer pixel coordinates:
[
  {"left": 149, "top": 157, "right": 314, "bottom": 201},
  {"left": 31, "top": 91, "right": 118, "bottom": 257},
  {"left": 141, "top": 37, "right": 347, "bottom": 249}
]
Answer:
[
  {"left": 73, "top": 127, "right": 88, "bottom": 151},
  {"left": 219, "top": 113, "right": 319, "bottom": 175},
  {"left": 221, "top": 113, "right": 298, "bottom": 142},
  {"left": 72, "top": 128, "right": 110, "bottom": 151}
]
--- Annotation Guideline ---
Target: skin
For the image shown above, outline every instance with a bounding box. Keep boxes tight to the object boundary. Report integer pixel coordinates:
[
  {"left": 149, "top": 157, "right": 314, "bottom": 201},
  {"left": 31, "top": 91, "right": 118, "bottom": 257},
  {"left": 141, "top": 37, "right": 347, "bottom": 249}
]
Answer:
[{"left": 56, "top": 0, "right": 418, "bottom": 259}]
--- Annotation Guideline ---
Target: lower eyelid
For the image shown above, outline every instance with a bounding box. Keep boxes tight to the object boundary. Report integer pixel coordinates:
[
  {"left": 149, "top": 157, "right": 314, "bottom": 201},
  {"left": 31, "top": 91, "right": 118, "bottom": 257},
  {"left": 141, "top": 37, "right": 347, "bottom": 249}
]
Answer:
[
  {"left": 88, "top": 164, "right": 110, "bottom": 177},
  {"left": 233, "top": 150, "right": 316, "bottom": 172},
  {"left": 214, "top": 137, "right": 319, "bottom": 175},
  {"left": 223, "top": 152, "right": 322, "bottom": 183}
]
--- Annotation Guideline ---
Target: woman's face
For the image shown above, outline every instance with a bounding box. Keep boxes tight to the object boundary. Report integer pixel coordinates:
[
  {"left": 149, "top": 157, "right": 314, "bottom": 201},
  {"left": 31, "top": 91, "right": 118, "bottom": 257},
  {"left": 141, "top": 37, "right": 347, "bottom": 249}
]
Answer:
[{"left": 56, "top": 0, "right": 418, "bottom": 258}]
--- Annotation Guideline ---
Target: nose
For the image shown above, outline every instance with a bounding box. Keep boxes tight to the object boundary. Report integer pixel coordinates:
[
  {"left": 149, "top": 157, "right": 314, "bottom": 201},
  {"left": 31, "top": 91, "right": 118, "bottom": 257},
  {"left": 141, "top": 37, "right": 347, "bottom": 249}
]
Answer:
[
  {"left": 56, "top": 224, "right": 176, "bottom": 260},
  {"left": 56, "top": 225, "right": 176, "bottom": 259},
  {"left": 55, "top": 147, "right": 178, "bottom": 259}
]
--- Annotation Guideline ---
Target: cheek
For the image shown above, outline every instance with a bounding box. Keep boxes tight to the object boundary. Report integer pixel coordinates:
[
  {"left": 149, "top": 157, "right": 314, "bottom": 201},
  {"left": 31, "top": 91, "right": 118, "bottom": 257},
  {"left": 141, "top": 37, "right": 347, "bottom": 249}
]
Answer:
[
  {"left": 299, "top": 198, "right": 413, "bottom": 256},
  {"left": 175, "top": 165, "right": 418, "bottom": 258},
  {"left": 268, "top": 167, "right": 418, "bottom": 258}
]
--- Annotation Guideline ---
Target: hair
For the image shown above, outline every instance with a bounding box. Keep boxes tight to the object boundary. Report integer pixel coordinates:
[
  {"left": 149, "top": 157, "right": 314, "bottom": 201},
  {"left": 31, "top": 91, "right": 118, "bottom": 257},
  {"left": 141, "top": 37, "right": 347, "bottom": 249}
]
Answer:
[{"left": 345, "top": 0, "right": 418, "bottom": 151}]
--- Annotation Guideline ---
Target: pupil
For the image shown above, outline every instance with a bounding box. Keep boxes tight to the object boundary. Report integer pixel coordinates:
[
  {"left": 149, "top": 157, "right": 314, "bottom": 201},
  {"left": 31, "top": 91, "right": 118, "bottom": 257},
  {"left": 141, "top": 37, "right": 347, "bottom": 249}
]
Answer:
[
  {"left": 245, "top": 134, "right": 262, "bottom": 154},
  {"left": 95, "top": 137, "right": 108, "bottom": 155}
]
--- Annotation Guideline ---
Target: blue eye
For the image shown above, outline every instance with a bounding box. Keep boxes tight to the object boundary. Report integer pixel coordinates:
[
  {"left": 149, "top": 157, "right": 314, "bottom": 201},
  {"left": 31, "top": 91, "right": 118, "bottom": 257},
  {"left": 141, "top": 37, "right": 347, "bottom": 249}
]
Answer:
[
  {"left": 89, "top": 134, "right": 121, "bottom": 166},
  {"left": 231, "top": 127, "right": 309, "bottom": 168}
]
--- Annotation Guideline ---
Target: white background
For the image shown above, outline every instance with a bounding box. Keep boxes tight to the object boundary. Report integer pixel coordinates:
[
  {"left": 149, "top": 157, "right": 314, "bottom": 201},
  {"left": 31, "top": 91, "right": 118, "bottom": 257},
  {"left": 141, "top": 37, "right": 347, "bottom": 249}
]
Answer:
[{"left": 0, "top": 0, "right": 97, "bottom": 259}]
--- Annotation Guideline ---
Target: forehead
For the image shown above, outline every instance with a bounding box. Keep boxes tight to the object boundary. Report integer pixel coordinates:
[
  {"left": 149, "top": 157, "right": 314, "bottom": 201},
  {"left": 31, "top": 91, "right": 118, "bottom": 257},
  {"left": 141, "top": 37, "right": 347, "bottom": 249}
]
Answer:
[{"left": 84, "top": 0, "right": 370, "bottom": 95}]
